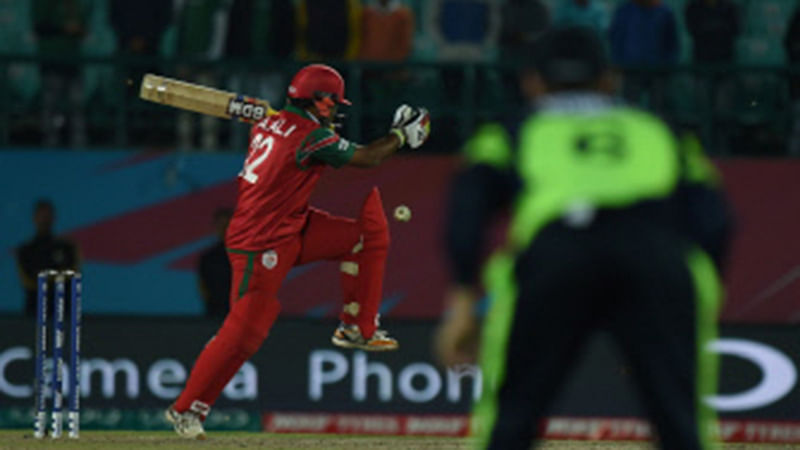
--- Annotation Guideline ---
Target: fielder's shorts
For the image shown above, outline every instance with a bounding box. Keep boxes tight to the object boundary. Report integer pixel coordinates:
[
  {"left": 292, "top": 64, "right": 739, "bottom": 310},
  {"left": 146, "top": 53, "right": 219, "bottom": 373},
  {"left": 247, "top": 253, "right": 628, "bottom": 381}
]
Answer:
[{"left": 476, "top": 210, "right": 722, "bottom": 450}]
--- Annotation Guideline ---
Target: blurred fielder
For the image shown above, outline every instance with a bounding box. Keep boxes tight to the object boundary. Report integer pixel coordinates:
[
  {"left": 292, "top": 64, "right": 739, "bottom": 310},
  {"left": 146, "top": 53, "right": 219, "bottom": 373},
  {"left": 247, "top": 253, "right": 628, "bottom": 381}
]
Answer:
[
  {"left": 436, "top": 27, "right": 732, "bottom": 450},
  {"left": 166, "top": 63, "right": 430, "bottom": 439}
]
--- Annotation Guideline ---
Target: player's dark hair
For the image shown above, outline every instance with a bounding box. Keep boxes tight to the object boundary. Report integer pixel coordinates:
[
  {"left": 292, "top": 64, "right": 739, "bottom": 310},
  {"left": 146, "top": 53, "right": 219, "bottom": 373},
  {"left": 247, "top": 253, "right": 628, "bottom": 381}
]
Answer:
[
  {"left": 545, "top": 80, "right": 602, "bottom": 92},
  {"left": 530, "top": 26, "right": 609, "bottom": 91},
  {"left": 288, "top": 97, "right": 315, "bottom": 110}
]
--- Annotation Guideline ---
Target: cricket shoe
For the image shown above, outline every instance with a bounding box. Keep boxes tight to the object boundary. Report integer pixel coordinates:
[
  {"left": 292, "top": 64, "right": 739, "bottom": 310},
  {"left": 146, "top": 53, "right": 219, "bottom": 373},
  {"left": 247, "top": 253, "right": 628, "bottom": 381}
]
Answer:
[
  {"left": 331, "top": 323, "right": 399, "bottom": 351},
  {"left": 165, "top": 404, "right": 207, "bottom": 440}
]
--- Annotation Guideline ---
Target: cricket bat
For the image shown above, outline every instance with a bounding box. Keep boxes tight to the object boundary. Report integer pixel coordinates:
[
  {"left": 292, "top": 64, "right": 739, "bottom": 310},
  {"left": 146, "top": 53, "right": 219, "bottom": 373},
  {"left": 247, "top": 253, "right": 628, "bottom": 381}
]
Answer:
[{"left": 139, "top": 73, "right": 276, "bottom": 123}]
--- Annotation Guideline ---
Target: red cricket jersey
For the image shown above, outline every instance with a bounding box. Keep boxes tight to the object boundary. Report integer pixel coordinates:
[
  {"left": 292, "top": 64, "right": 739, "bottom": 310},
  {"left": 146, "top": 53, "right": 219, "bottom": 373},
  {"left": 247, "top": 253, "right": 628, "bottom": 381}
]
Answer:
[{"left": 226, "top": 105, "right": 358, "bottom": 251}]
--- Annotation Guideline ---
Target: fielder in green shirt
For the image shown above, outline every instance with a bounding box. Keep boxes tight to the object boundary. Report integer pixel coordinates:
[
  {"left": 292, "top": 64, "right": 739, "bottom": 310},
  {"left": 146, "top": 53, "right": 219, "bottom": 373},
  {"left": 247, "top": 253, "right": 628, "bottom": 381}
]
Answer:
[{"left": 436, "top": 26, "right": 732, "bottom": 450}]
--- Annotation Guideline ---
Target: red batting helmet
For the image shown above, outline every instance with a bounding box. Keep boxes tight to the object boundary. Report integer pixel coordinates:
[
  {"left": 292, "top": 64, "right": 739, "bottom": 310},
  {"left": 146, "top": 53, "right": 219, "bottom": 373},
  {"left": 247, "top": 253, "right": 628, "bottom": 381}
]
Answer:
[{"left": 287, "top": 64, "right": 351, "bottom": 105}]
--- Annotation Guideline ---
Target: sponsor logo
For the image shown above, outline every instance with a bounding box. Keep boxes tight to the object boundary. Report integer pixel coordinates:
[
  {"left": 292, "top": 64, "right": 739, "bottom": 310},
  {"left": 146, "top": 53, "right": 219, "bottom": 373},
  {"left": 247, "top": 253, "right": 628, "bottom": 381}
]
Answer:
[
  {"left": 306, "top": 338, "right": 799, "bottom": 411},
  {"left": 0, "top": 347, "right": 257, "bottom": 401},
  {"left": 263, "top": 412, "right": 470, "bottom": 437},
  {"left": 543, "top": 417, "right": 800, "bottom": 444},
  {"left": 706, "top": 338, "right": 797, "bottom": 411},
  {"left": 262, "top": 250, "right": 278, "bottom": 270},
  {"left": 227, "top": 97, "right": 267, "bottom": 121},
  {"left": 3, "top": 337, "right": 797, "bottom": 416},
  {"left": 308, "top": 350, "right": 482, "bottom": 404},
  {"left": 263, "top": 413, "right": 800, "bottom": 443}
]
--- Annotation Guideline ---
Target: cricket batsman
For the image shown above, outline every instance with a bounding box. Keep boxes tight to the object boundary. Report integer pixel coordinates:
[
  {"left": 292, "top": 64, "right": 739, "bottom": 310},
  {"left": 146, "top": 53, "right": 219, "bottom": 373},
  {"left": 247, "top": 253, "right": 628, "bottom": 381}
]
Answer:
[{"left": 166, "top": 63, "right": 431, "bottom": 439}]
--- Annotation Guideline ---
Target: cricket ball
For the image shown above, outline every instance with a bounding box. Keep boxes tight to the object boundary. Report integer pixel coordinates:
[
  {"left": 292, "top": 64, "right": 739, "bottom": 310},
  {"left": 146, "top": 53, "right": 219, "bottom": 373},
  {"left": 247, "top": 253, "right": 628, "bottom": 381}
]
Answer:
[{"left": 393, "top": 205, "right": 411, "bottom": 222}]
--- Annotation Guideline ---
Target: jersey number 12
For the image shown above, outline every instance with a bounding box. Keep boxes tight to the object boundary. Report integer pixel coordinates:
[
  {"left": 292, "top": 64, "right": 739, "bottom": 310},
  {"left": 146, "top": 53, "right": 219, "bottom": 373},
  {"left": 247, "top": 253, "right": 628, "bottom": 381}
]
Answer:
[{"left": 240, "top": 134, "right": 274, "bottom": 184}]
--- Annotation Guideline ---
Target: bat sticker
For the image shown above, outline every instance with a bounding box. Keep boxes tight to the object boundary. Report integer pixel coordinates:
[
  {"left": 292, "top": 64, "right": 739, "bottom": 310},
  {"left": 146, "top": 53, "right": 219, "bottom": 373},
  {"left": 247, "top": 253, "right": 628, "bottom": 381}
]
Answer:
[{"left": 228, "top": 96, "right": 267, "bottom": 121}]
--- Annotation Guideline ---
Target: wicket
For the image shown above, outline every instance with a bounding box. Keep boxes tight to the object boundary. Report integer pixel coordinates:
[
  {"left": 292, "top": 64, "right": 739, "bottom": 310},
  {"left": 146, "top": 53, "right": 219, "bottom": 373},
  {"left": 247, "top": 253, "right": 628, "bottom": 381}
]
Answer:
[{"left": 33, "top": 269, "right": 82, "bottom": 439}]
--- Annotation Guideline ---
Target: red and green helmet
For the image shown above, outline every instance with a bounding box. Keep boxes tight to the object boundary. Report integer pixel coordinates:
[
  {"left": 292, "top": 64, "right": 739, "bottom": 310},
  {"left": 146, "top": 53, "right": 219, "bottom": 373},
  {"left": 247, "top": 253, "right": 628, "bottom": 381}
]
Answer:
[{"left": 288, "top": 64, "right": 352, "bottom": 114}]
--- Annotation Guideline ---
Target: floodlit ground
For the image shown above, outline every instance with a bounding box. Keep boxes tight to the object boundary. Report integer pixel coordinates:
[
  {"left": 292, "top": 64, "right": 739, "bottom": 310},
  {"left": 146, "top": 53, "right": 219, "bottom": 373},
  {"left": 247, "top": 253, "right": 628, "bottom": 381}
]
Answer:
[{"left": 0, "top": 431, "right": 797, "bottom": 449}]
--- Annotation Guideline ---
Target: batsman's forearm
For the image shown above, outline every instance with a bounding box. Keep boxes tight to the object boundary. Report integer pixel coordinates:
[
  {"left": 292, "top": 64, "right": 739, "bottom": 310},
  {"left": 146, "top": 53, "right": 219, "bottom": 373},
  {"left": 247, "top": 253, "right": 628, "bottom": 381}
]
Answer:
[{"left": 349, "top": 134, "right": 403, "bottom": 168}]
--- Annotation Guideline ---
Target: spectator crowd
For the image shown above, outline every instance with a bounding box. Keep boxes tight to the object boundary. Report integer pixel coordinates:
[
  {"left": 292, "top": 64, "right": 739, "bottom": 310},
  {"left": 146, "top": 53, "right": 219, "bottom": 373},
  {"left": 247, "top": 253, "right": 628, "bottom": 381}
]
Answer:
[
  {"left": 10, "top": 1, "right": 795, "bottom": 69},
  {"left": 0, "top": 0, "right": 798, "bottom": 154}
]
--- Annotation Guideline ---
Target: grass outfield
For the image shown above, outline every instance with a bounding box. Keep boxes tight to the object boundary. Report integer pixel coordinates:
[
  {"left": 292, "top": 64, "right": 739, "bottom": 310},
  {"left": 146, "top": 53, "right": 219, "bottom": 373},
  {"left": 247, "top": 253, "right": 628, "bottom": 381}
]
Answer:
[{"left": 0, "top": 431, "right": 797, "bottom": 449}]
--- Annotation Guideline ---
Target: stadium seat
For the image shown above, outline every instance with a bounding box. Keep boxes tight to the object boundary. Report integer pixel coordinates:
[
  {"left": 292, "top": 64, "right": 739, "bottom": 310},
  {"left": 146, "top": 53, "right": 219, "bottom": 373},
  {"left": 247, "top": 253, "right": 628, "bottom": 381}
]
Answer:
[
  {"left": 82, "top": 0, "right": 118, "bottom": 105},
  {"left": 0, "top": 0, "right": 40, "bottom": 104}
]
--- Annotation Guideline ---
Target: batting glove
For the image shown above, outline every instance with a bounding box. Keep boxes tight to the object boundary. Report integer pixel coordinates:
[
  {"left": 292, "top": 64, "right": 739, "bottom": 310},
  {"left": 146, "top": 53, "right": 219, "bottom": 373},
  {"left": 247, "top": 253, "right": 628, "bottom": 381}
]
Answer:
[
  {"left": 390, "top": 105, "right": 431, "bottom": 149},
  {"left": 391, "top": 104, "right": 414, "bottom": 128}
]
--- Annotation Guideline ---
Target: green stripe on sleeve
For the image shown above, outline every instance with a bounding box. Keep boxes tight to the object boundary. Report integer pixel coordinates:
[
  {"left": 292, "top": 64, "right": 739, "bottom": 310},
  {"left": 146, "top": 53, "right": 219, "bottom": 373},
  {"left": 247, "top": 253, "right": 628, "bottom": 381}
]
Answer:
[
  {"left": 472, "top": 251, "right": 518, "bottom": 449},
  {"left": 295, "top": 127, "right": 356, "bottom": 169},
  {"left": 687, "top": 248, "right": 723, "bottom": 450}
]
